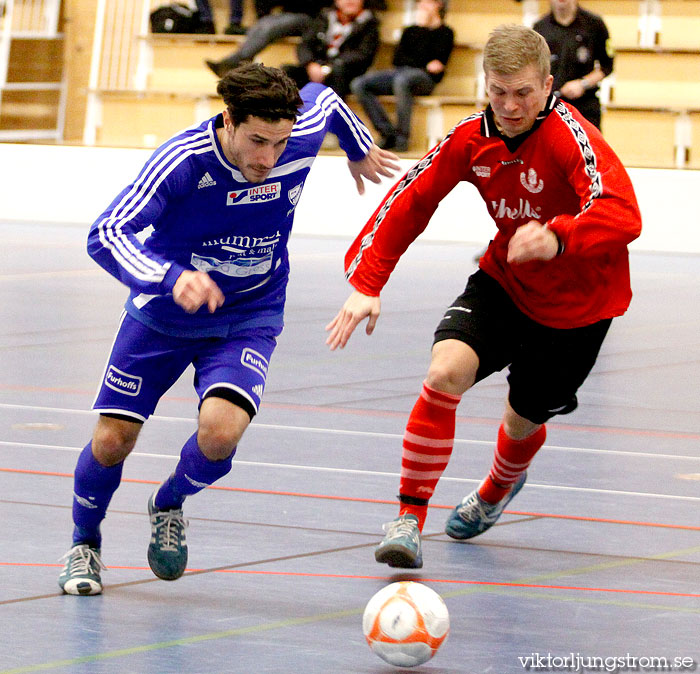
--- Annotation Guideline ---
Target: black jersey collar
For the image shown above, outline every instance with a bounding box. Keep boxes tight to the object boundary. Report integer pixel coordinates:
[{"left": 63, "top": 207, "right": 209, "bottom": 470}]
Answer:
[{"left": 481, "top": 94, "right": 558, "bottom": 152}]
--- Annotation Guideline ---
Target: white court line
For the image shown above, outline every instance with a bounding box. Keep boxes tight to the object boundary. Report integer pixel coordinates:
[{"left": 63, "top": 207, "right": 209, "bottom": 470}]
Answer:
[
  {"left": 1, "top": 402, "right": 699, "bottom": 462},
  {"left": 1, "top": 439, "right": 700, "bottom": 503}
]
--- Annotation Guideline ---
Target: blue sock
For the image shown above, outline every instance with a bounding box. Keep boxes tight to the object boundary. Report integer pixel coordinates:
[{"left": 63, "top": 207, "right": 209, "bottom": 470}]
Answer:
[
  {"left": 155, "top": 432, "right": 234, "bottom": 510},
  {"left": 72, "top": 442, "right": 124, "bottom": 548}
]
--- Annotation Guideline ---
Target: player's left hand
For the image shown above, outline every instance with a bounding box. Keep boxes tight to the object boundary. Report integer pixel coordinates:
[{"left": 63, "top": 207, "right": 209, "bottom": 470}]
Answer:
[
  {"left": 507, "top": 221, "right": 560, "bottom": 264},
  {"left": 326, "top": 290, "right": 381, "bottom": 350},
  {"left": 348, "top": 144, "right": 400, "bottom": 195},
  {"left": 173, "top": 270, "right": 225, "bottom": 313}
]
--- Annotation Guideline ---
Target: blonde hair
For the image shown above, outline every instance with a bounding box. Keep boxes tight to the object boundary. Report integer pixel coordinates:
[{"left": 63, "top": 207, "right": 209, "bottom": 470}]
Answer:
[{"left": 483, "top": 24, "right": 551, "bottom": 81}]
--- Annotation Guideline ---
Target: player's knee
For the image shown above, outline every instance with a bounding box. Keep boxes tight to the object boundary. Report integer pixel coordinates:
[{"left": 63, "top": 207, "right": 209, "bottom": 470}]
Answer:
[
  {"left": 197, "top": 422, "right": 240, "bottom": 461},
  {"left": 198, "top": 391, "right": 253, "bottom": 460},
  {"left": 92, "top": 418, "right": 140, "bottom": 465},
  {"left": 426, "top": 360, "right": 474, "bottom": 395},
  {"left": 427, "top": 339, "right": 479, "bottom": 394}
]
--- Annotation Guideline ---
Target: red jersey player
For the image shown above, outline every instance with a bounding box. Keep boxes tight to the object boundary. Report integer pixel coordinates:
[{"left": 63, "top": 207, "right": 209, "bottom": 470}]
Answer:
[{"left": 326, "top": 24, "right": 641, "bottom": 568}]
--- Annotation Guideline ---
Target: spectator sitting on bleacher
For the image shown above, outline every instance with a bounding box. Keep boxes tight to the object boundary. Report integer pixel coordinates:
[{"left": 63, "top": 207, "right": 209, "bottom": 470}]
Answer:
[
  {"left": 350, "top": 0, "right": 453, "bottom": 152},
  {"left": 223, "top": 0, "right": 245, "bottom": 35},
  {"left": 534, "top": 0, "right": 613, "bottom": 129},
  {"left": 281, "top": 0, "right": 380, "bottom": 100},
  {"left": 206, "top": 1, "right": 333, "bottom": 77},
  {"left": 194, "top": 0, "right": 242, "bottom": 34}
]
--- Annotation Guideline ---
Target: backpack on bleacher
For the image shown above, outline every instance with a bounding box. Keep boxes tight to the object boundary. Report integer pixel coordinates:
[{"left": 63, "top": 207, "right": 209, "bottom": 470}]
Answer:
[{"left": 150, "top": 3, "right": 202, "bottom": 34}]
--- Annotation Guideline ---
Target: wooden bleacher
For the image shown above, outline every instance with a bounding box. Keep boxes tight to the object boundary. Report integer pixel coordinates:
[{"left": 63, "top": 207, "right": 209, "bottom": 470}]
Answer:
[
  {"left": 568, "top": 0, "right": 642, "bottom": 47},
  {"left": 447, "top": 0, "right": 524, "bottom": 45},
  {"left": 610, "top": 47, "right": 700, "bottom": 109},
  {"left": 654, "top": 0, "right": 700, "bottom": 49},
  {"left": 602, "top": 106, "right": 681, "bottom": 169},
  {"left": 0, "top": 0, "right": 66, "bottom": 142},
  {"left": 81, "top": 0, "right": 700, "bottom": 169}
]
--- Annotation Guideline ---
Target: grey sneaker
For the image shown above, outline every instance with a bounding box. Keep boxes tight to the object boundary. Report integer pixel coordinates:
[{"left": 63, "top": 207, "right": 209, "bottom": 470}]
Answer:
[
  {"left": 445, "top": 472, "right": 527, "bottom": 540},
  {"left": 58, "top": 544, "right": 105, "bottom": 595},
  {"left": 374, "top": 514, "right": 423, "bottom": 569},
  {"left": 147, "top": 492, "right": 188, "bottom": 580}
]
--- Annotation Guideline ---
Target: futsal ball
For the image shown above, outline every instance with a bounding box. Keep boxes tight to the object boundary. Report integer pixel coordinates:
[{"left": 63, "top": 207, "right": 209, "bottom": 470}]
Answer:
[{"left": 362, "top": 581, "right": 449, "bottom": 668}]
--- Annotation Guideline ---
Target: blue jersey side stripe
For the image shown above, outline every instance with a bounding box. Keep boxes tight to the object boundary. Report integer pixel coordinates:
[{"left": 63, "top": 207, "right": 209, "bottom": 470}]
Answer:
[
  {"left": 318, "top": 87, "right": 373, "bottom": 150},
  {"left": 294, "top": 86, "right": 337, "bottom": 130},
  {"left": 111, "top": 129, "right": 212, "bottom": 227},
  {"left": 97, "top": 131, "right": 213, "bottom": 281},
  {"left": 98, "top": 131, "right": 212, "bottom": 278},
  {"left": 293, "top": 89, "right": 372, "bottom": 153}
]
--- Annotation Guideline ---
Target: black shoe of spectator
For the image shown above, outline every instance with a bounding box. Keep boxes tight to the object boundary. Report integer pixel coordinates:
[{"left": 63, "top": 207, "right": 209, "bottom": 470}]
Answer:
[
  {"left": 224, "top": 23, "right": 247, "bottom": 35},
  {"left": 378, "top": 134, "right": 396, "bottom": 150},
  {"left": 206, "top": 57, "right": 248, "bottom": 77},
  {"left": 205, "top": 60, "right": 225, "bottom": 77},
  {"left": 394, "top": 136, "right": 409, "bottom": 152}
]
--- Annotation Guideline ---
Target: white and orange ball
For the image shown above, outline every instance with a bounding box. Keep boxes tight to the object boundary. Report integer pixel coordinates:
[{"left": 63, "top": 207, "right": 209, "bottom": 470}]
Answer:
[{"left": 362, "top": 581, "right": 450, "bottom": 668}]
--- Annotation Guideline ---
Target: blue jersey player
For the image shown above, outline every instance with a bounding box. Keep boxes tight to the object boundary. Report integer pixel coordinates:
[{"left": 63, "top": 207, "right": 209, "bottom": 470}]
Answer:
[{"left": 59, "top": 63, "right": 399, "bottom": 595}]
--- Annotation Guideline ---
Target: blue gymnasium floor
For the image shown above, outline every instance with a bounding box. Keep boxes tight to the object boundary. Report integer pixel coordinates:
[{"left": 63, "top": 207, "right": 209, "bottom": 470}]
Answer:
[{"left": 0, "top": 222, "right": 698, "bottom": 674}]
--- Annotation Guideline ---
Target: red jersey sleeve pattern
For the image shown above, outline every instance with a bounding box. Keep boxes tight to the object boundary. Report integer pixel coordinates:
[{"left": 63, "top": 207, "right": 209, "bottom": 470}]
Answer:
[
  {"left": 346, "top": 100, "right": 642, "bottom": 330},
  {"left": 345, "top": 113, "right": 481, "bottom": 296}
]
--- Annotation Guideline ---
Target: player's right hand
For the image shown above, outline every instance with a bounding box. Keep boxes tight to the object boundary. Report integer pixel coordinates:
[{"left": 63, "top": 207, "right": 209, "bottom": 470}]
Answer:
[
  {"left": 325, "top": 290, "right": 381, "bottom": 350},
  {"left": 348, "top": 144, "right": 400, "bottom": 195},
  {"left": 173, "top": 270, "right": 225, "bottom": 314}
]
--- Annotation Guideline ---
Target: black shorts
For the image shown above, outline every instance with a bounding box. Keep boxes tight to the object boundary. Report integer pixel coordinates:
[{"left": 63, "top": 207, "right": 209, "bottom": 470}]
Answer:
[{"left": 433, "top": 270, "right": 611, "bottom": 424}]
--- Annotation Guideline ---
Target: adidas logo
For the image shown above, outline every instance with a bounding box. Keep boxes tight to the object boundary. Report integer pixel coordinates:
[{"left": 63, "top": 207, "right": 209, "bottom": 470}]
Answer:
[
  {"left": 252, "top": 384, "right": 264, "bottom": 397},
  {"left": 184, "top": 473, "right": 210, "bottom": 489},
  {"left": 198, "top": 172, "right": 216, "bottom": 189},
  {"left": 73, "top": 492, "right": 98, "bottom": 509}
]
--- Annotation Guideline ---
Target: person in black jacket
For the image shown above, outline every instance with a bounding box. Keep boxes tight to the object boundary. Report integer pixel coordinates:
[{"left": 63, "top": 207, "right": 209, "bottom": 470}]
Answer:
[
  {"left": 534, "top": 0, "right": 613, "bottom": 129},
  {"left": 350, "top": 0, "right": 453, "bottom": 151},
  {"left": 206, "top": 1, "right": 333, "bottom": 77},
  {"left": 282, "top": 0, "right": 380, "bottom": 100}
]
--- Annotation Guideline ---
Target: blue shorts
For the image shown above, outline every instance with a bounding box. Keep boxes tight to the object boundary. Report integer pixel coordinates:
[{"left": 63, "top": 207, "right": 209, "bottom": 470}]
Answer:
[{"left": 93, "top": 313, "right": 277, "bottom": 422}]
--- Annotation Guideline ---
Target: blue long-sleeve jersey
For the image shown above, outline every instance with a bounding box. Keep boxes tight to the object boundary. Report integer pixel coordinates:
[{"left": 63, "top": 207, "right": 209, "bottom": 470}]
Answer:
[{"left": 87, "top": 84, "right": 373, "bottom": 337}]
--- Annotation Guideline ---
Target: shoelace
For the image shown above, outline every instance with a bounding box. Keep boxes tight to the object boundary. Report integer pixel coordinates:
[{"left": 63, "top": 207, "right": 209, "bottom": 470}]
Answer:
[
  {"left": 457, "top": 494, "right": 493, "bottom": 523},
  {"left": 60, "top": 545, "right": 106, "bottom": 574},
  {"left": 152, "top": 510, "right": 187, "bottom": 551},
  {"left": 382, "top": 517, "right": 418, "bottom": 541}
]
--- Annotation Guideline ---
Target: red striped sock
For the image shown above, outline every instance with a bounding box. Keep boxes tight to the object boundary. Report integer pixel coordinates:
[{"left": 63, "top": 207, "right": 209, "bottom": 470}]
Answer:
[
  {"left": 399, "top": 381, "right": 461, "bottom": 530},
  {"left": 478, "top": 424, "right": 546, "bottom": 504}
]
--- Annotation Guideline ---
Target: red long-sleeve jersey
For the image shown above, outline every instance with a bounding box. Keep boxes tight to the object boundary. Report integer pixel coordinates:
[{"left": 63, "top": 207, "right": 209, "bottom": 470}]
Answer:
[{"left": 345, "top": 97, "right": 642, "bottom": 329}]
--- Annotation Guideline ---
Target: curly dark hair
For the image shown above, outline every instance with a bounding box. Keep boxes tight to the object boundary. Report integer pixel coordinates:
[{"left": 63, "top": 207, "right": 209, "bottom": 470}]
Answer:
[{"left": 216, "top": 63, "right": 303, "bottom": 126}]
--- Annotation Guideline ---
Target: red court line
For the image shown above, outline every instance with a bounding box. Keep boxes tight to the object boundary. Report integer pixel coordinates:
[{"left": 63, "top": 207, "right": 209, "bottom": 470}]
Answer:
[
  {"left": 3, "top": 466, "right": 699, "bottom": 532},
  {"left": 505, "top": 510, "right": 700, "bottom": 531},
  {"left": 3, "top": 384, "right": 699, "bottom": 440},
  {"left": 1, "top": 562, "right": 698, "bottom": 599},
  {"left": 205, "top": 570, "right": 700, "bottom": 599}
]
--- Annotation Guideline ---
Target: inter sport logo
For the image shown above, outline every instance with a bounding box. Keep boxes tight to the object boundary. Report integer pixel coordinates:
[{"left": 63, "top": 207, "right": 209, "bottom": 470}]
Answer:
[{"left": 227, "top": 182, "right": 281, "bottom": 206}]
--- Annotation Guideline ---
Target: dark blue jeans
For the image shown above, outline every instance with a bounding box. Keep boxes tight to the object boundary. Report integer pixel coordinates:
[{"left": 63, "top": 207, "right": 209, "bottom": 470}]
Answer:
[
  {"left": 350, "top": 67, "right": 435, "bottom": 141},
  {"left": 195, "top": 0, "right": 242, "bottom": 24},
  {"left": 219, "top": 12, "right": 311, "bottom": 67}
]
